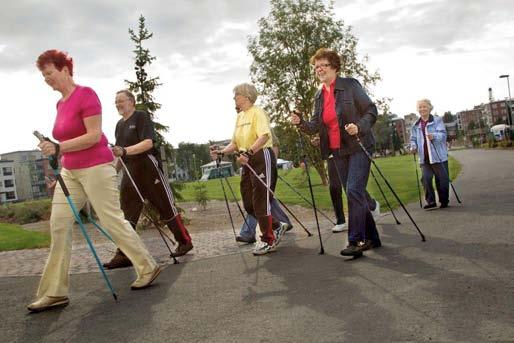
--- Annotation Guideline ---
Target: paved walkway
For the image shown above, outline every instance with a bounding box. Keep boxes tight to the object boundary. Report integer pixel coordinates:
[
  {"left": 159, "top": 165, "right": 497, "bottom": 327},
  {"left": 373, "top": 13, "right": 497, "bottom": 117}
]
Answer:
[
  {"left": 2, "top": 149, "right": 513, "bottom": 343},
  {"left": 0, "top": 222, "right": 316, "bottom": 277}
]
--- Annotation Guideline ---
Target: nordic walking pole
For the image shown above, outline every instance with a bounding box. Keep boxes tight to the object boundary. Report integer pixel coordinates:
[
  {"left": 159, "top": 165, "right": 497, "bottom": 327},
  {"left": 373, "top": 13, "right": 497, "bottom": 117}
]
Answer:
[
  {"left": 288, "top": 105, "right": 324, "bottom": 254},
  {"left": 117, "top": 156, "right": 179, "bottom": 264},
  {"left": 350, "top": 134, "right": 426, "bottom": 242},
  {"left": 221, "top": 161, "right": 312, "bottom": 236},
  {"left": 221, "top": 177, "right": 252, "bottom": 235},
  {"left": 33, "top": 131, "right": 118, "bottom": 301},
  {"left": 210, "top": 147, "right": 251, "bottom": 235},
  {"left": 215, "top": 157, "right": 238, "bottom": 241},
  {"left": 274, "top": 198, "right": 313, "bottom": 236},
  {"left": 277, "top": 175, "right": 335, "bottom": 225},
  {"left": 84, "top": 202, "right": 115, "bottom": 243},
  {"left": 328, "top": 153, "right": 401, "bottom": 224},
  {"left": 369, "top": 169, "right": 401, "bottom": 224},
  {"left": 413, "top": 153, "right": 423, "bottom": 208},
  {"left": 237, "top": 155, "right": 312, "bottom": 236},
  {"left": 429, "top": 140, "right": 462, "bottom": 203}
]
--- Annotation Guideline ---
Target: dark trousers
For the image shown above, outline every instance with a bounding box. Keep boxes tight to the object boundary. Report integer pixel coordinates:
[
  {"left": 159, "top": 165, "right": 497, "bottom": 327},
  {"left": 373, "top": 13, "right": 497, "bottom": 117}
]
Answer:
[
  {"left": 327, "top": 150, "right": 377, "bottom": 226},
  {"left": 240, "top": 148, "right": 280, "bottom": 245},
  {"left": 421, "top": 161, "right": 449, "bottom": 206},
  {"left": 337, "top": 150, "right": 381, "bottom": 244},
  {"left": 120, "top": 154, "right": 192, "bottom": 244}
]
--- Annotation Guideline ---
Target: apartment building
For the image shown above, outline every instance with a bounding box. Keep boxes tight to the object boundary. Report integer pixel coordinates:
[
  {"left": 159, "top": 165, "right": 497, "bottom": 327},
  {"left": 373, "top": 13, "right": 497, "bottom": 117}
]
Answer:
[
  {"left": 0, "top": 160, "right": 18, "bottom": 203},
  {"left": 0, "top": 150, "right": 52, "bottom": 201}
]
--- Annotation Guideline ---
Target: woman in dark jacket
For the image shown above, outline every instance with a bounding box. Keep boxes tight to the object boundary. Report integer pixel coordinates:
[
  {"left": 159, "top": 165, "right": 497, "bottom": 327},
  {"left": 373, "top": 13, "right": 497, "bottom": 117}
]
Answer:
[{"left": 291, "top": 48, "right": 381, "bottom": 257}]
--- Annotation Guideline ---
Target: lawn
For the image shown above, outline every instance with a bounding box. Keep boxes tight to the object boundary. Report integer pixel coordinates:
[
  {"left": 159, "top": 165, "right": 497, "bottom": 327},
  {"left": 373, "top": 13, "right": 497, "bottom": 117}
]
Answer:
[
  {"left": 0, "top": 222, "right": 50, "bottom": 251},
  {"left": 179, "top": 155, "right": 461, "bottom": 211}
]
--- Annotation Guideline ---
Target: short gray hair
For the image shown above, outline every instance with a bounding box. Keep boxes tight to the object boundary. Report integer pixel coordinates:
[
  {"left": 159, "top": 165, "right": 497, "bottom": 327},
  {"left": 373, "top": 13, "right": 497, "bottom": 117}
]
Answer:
[
  {"left": 233, "top": 83, "right": 258, "bottom": 104},
  {"left": 417, "top": 98, "right": 433, "bottom": 111},
  {"left": 116, "top": 89, "right": 136, "bottom": 106}
]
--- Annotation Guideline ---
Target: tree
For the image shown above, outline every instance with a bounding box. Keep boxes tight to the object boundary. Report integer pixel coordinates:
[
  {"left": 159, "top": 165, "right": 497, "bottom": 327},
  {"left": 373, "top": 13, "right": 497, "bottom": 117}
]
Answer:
[
  {"left": 193, "top": 182, "right": 208, "bottom": 210},
  {"left": 443, "top": 111, "right": 454, "bottom": 123},
  {"left": 124, "top": 15, "right": 183, "bottom": 216},
  {"left": 174, "top": 142, "right": 211, "bottom": 180},
  {"left": 248, "top": 0, "right": 380, "bottom": 185},
  {"left": 374, "top": 115, "right": 396, "bottom": 156},
  {"left": 392, "top": 126, "right": 403, "bottom": 152},
  {"left": 125, "top": 15, "right": 172, "bottom": 158},
  {"left": 372, "top": 99, "right": 396, "bottom": 156}
]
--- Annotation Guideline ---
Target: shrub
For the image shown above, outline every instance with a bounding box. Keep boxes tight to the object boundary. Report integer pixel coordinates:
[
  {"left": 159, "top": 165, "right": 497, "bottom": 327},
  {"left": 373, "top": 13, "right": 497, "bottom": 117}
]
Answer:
[
  {"left": 193, "top": 182, "right": 208, "bottom": 210},
  {"left": 0, "top": 199, "right": 51, "bottom": 224},
  {"left": 499, "top": 140, "right": 513, "bottom": 148}
]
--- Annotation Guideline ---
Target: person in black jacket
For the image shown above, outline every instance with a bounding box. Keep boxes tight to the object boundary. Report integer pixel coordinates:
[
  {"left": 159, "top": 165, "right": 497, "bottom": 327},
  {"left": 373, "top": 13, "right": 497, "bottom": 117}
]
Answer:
[
  {"left": 103, "top": 90, "right": 193, "bottom": 269},
  {"left": 291, "top": 48, "right": 381, "bottom": 257}
]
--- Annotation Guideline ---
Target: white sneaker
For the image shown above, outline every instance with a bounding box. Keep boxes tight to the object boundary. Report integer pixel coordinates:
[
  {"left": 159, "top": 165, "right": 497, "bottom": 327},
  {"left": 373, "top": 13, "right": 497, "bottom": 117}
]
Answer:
[
  {"left": 371, "top": 200, "right": 380, "bottom": 221},
  {"left": 252, "top": 241, "right": 276, "bottom": 255},
  {"left": 273, "top": 222, "right": 289, "bottom": 247},
  {"left": 332, "top": 223, "right": 347, "bottom": 233}
]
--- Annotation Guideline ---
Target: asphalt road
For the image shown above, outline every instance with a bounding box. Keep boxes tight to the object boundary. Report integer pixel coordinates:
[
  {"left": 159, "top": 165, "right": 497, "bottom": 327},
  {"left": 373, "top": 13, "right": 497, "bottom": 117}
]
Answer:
[{"left": 1, "top": 149, "right": 513, "bottom": 343}]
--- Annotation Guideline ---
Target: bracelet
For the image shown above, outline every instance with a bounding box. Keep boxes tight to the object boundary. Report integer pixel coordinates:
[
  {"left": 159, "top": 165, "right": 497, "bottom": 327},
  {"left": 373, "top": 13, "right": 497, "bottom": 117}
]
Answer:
[
  {"left": 122, "top": 147, "right": 127, "bottom": 156},
  {"left": 247, "top": 148, "right": 254, "bottom": 156}
]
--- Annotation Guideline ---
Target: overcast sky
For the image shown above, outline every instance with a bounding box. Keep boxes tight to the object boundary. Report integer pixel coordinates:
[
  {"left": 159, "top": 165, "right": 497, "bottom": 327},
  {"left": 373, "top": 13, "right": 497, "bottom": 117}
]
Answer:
[{"left": 1, "top": 0, "right": 513, "bottom": 154}]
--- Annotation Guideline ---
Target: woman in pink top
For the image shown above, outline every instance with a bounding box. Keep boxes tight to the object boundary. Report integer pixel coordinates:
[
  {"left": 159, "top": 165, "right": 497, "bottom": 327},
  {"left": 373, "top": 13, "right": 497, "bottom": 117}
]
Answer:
[{"left": 27, "top": 49, "right": 161, "bottom": 313}]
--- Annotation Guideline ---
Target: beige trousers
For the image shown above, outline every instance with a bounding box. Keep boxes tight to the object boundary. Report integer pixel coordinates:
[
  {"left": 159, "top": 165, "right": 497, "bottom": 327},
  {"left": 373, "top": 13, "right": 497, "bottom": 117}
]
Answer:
[{"left": 37, "top": 163, "right": 157, "bottom": 297}]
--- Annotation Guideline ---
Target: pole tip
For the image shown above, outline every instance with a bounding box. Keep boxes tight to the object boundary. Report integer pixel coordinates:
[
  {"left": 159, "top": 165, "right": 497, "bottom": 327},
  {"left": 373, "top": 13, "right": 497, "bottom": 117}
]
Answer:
[{"left": 113, "top": 293, "right": 118, "bottom": 302}]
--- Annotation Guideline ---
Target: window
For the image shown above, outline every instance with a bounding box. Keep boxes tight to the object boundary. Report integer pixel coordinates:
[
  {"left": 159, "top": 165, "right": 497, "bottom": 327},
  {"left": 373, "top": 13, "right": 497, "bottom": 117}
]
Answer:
[
  {"left": 4, "top": 179, "right": 14, "bottom": 188},
  {"left": 2, "top": 167, "right": 13, "bottom": 176},
  {"left": 6, "top": 191, "right": 16, "bottom": 200}
]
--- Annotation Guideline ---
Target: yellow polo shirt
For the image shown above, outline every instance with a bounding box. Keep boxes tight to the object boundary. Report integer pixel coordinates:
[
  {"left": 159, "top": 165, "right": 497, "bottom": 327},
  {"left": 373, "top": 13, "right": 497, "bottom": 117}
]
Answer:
[{"left": 231, "top": 105, "right": 273, "bottom": 151}]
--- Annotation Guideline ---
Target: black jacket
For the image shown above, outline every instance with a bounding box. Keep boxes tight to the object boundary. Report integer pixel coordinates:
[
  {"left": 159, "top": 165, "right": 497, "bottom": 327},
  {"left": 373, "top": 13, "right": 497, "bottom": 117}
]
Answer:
[{"left": 299, "top": 76, "right": 377, "bottom": 159}]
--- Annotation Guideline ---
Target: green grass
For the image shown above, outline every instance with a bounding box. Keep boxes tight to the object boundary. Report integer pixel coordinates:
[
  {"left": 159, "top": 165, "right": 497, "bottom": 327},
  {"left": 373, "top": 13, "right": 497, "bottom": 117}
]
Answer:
[
  {"left": 179, "top": 155, "right": 461, "bottom": 211},
  {"left": 0, "top": 222, "right": 50, "bottom": 251}
]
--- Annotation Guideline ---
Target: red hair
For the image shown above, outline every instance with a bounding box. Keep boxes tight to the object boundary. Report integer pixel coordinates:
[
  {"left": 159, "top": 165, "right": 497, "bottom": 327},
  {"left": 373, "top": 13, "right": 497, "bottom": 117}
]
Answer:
[{"left": 36, "top": 49, "right": 74, "bottom": 76}]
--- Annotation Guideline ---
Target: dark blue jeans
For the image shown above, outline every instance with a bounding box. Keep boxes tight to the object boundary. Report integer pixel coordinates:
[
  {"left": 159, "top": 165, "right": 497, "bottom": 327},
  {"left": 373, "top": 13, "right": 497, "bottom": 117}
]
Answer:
[
  {"left": 337, "top": 150, "right": 381, "bottom": 244},
  {"left": 328, "top": 149, "right": 377, "bottom": 226},
  {"left": 421, "top": 161, "right": 449, "bottom": 205}
]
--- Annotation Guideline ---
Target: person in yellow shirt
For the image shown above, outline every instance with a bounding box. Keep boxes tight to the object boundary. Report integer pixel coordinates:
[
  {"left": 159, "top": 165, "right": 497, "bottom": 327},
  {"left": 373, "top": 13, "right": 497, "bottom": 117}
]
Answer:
[{"left": 210, "top": 83, "right": 288, "bottom": 255}]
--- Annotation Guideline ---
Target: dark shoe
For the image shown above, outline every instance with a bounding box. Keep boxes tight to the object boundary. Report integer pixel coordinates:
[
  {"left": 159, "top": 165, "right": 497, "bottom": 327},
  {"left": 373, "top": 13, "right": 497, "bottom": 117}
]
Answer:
[
  {"left": 236, "top": 235, "right": 256, "bottom": 244},
  {"left": 361, "top": 239, "right": 382, "bottom": 251},
  {"left": 27, "top": 296, "right": 69, "bottom": 313},
  {"left": 285, "top": 223, "right": 294, "bottom": 232},
  {"left": 439, "top": 203, "right": 449, "bottom": 209},
  {"left": 103, "top": 250, "right": 132, "bottom": 269},
  {"left": 423, "top": 203, "right": 438, "bottom": 211},
  {"left": 174, "top": 241, "right": 193, "bottom": 257},
  {"left": 131, "top": 265, "right": 162, "bottom": 290},
  {"left": 340, "top": 241, "right": 365, "bottom": 257}
]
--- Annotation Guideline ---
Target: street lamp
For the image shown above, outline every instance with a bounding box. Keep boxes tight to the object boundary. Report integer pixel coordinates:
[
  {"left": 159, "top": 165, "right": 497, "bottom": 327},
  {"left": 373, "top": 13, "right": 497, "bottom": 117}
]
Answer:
[{"left": 499, "top": 74, "right": 512, "bottom": 127}]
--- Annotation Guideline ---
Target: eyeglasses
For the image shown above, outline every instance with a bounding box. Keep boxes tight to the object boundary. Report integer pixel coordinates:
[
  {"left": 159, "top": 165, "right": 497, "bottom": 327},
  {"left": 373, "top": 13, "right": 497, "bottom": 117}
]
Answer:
[{"left": 313, "top": 63, "right": 332, "bottom": 71}]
